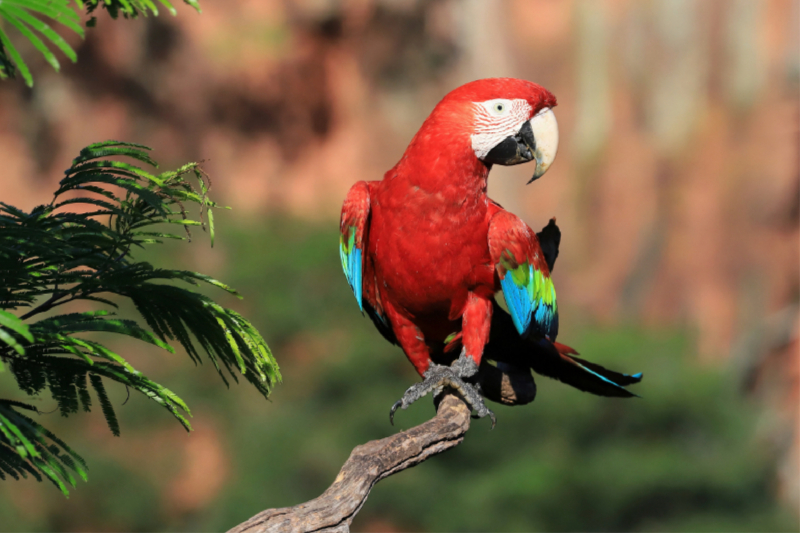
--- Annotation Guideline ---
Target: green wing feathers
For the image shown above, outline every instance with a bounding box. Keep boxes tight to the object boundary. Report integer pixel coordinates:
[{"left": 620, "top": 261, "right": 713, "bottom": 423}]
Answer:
[{"left": 490, "top": 211, "right": 559, "bottom": 339}]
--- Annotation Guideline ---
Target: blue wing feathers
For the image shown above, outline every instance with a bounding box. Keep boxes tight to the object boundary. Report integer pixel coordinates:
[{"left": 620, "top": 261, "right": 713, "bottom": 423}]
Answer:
[
  {"left": 352, "top": 248, "right": 362, "bottom": 310},
  {"left": 501, "top": 263, "right": 558, "bottom": 339},
  {"left": 500, "top": 266, "right": 533, "bottom": 335},
  {"left": 340, "top": 240, "right": 363, "bottom": 311}
]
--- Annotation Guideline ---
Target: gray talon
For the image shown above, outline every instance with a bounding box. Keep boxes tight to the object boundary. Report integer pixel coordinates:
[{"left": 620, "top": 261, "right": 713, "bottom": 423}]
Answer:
[
  {"left": 389, "top": 399, "right": 403, "bottom": 425},
  {"left": 388, "top": 351, "right": 496, "bottom": 428}
]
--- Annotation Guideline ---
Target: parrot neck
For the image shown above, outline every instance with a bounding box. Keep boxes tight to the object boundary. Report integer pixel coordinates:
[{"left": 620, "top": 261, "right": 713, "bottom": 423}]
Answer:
[{"left": 388, "top": 135, "right": 491, "bottom": 204}]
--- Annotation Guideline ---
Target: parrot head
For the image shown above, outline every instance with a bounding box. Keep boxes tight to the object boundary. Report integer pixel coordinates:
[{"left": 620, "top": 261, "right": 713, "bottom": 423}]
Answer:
[{"left": 414, "top": 78, "right": 559, "bottom": 184}]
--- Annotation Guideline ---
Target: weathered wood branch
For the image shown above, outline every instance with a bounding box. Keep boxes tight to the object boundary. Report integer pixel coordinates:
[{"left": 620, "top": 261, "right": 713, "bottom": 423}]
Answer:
[
  {"left": 229, "top": 363, "right": 535, "bottom": 533},
  {"left": 229, "top": 394, "right": 470, "bottom": 533}
]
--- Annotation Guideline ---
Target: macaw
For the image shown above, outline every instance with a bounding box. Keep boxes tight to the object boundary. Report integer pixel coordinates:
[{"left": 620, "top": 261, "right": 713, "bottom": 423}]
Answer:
[{"left": 339, "top": 78, "right": 641, "bottom": 426}]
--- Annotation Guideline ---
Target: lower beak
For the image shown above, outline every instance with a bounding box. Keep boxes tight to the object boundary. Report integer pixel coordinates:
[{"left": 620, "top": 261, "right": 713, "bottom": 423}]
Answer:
[{"left": 482, "top": 121, "right": 536, "bottom": 167}]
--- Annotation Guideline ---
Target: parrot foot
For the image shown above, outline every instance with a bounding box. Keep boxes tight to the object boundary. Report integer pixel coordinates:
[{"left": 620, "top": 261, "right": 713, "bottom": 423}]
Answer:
[{"left": 389, "top": 353, "right": 496, "bottom": 429}]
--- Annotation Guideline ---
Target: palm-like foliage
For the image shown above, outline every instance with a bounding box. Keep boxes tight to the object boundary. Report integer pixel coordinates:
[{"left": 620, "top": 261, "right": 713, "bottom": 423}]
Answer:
[
  {"left": 0, "top": 0, "right": 201, "bottom": 87},
  {"left": 0, "top": 141, "right": 280, "bottom": 495}
]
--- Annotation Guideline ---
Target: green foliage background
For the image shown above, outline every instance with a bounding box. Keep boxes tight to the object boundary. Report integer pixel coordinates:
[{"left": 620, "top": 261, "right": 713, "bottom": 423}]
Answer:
[{"left": 1, "top": 219, "right": 795, "bottom": 532}]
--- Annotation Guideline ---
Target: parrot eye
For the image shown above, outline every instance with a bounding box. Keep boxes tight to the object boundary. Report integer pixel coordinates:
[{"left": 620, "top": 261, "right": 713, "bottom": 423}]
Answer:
[{"left": 483, "top": 99, "right": 512, "bottom": 117}]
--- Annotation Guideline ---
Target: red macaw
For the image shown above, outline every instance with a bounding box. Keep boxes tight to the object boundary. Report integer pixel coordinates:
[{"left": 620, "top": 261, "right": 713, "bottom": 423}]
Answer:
[{"left": 339, "top": 78, "right": 641, "bottom": 426}]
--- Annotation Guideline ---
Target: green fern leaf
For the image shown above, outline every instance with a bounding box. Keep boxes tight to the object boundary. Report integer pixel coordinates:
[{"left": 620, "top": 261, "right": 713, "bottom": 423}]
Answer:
[
  {"left": 0, "top": 0, "right": 84, "bottom": 86},
  {"left": 2, "top": 4, "right": 78, "bottom": 63},
  {"left": 0, "top": 26, "right": 31, "bottom": 86},
  {"left": 88, "top": 374, "right": 120, "bottom": 437},
  {"left": 0, "top": 6, "right": 61, "bottom": 71}
]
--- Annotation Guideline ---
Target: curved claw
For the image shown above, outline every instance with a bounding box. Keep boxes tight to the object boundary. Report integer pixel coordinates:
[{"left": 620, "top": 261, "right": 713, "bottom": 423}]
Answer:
[
  {"left": 389, "top": 399, "right": 403, "bottom": 426},
  {"left": 471, "top": 411, "right": 497, "bottom": 429}
]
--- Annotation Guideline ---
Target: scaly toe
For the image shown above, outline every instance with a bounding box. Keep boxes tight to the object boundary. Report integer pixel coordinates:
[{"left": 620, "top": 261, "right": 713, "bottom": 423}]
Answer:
[
  {"left": 388, "top": 363, "right": 458, "bottom": 425},
  {"left": 448, "top": 381, "right": 496, "bottom": 429},
  {"left": 389, "top": 362, "right": 497, "bottom": 428}
]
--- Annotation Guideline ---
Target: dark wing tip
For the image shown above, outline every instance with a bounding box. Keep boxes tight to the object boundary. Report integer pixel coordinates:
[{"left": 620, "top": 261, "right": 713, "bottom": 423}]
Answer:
[{"left": 536, "top": 219, "right": 561, "bottom": 272}]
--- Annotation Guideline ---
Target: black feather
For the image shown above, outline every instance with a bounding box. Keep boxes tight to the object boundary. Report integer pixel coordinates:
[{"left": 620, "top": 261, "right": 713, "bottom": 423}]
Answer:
[
  {"left": 536, "top": 218, "right": 561, "bottom": 272},
  {"left": 364, "top": 302, "right": 397, "bottom": 346},
  {"left": 485, "top": 301, "right": 641, "bottom": 398}
]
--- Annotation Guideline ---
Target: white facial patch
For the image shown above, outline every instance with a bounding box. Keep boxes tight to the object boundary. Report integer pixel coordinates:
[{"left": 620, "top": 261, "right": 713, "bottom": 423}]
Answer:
[{"left": 471, "top": 99, "right": 532, "bottom": 159}]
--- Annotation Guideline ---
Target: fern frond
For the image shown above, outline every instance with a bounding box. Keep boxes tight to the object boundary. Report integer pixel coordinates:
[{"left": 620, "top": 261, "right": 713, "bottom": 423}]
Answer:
[
  {"left": 0, "top": 1, "right": 200, "bottom": 87},
  {"left": 0, "top": 139, "right": 277, "bottom": 495},
  {"left": 83, "top": 0, "right": 200, "bottom": 19},
  {"left": 0, "top": 0, "right": 83, "bottom": 86},
  {"left": 0, "top": 402, "right": 87, "bottom": 495},
  {"left": 0, "top": 310, "right": 33, "bottom": 358},
  {"left": 88, "top": 374, "right": 119, "bottom": 436},
  {"left": 31, "top": 312, "right": 175, "bottom": 353}
]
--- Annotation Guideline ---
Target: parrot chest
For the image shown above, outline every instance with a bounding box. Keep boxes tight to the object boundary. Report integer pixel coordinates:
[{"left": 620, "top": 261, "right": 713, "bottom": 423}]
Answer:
[{"left": 368, "top": 185, "right": 495, "bottom": 325}]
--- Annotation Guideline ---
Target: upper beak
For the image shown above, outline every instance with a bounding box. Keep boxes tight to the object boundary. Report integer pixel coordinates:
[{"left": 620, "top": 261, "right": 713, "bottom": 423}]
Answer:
[
  {"left": 481, "top": 108, "right": 559, "bottom": 184},
  {"left": 526, "top": 107, "right": 559, "bottom": 184}
]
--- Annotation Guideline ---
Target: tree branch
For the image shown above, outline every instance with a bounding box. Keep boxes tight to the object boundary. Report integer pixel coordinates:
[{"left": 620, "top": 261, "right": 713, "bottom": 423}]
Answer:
[
  {"left": 229, "top": 394, "right": 470, "bottom": 533},
  {"left": 229, "top": 363, "right": 536, "bottom": 533}
]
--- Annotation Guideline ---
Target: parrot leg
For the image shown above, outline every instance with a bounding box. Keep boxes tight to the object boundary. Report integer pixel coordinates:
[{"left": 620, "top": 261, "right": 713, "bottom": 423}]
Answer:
[{"left": 390, "top": 351, "right": 496, "bottom": 428}]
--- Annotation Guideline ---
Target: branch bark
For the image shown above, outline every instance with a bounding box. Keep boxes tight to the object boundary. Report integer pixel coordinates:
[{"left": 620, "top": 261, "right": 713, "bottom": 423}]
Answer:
[{"left": 229, "top": 363, "right": 535, "bottom": 533}]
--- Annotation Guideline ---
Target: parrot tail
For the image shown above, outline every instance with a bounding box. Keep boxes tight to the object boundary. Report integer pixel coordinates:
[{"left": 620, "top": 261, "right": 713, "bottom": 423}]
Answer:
[
  {"left": 529, "top": 338, "right": 642, "bottom": 397},
  {"left": 485, "top": 302, "right": 642, "bottom": 397}
]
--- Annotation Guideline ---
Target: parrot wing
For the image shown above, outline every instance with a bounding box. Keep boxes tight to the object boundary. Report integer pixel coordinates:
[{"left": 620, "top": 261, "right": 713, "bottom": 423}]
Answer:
[
  {"left": 339, "top": 181, "right": 371, "bottom": 311},
  {"left": 339, "top": 181, "right": 397, "bottom": 345},
  {"left": 488, "top": 210, "right": 558, "bottom": 340}
]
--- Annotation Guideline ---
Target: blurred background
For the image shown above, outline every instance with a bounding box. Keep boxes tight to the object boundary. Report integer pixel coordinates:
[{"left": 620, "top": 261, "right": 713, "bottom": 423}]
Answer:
[{"left": 0, "top": 0, "right": 798, "bottom": 531}]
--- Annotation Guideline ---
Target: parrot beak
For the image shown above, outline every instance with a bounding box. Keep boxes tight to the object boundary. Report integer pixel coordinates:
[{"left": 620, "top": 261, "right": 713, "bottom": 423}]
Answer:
[
  {"left": 481, "top": 108, "right": 559, "bottom": 183},
  {"left": 482, "top": 121, "right": 536, "bottom": 167},
  {"left": 526, "top": 107, "right": 559, "bottom": 184}
]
